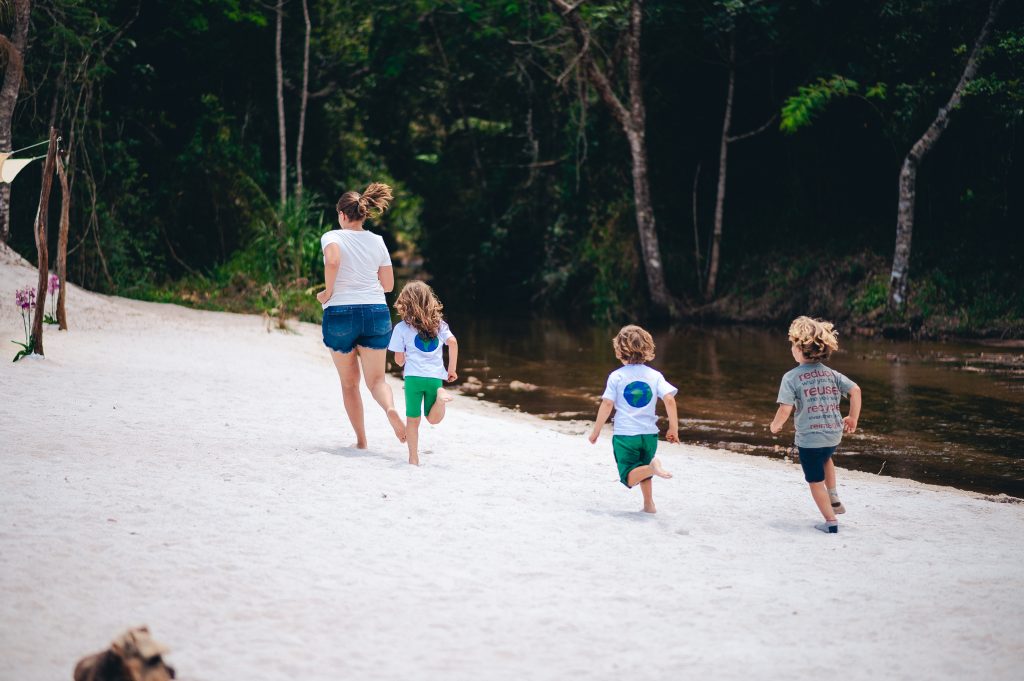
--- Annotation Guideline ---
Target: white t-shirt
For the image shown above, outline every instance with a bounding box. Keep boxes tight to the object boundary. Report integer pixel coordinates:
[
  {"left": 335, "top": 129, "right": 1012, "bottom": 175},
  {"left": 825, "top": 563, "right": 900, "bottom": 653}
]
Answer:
[
  {"left": 320, "top": 229, "right": 392, "bottom": 308},
  {"left": 387, "top": 320, "right": 454, "bottom": 380},
  {"left": 601, "top": 364, "right": 678, "bottom": 436}
]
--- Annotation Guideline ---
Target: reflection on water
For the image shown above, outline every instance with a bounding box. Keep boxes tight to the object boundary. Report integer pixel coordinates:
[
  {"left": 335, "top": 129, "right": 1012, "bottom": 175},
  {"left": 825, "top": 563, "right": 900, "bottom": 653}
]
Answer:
[{"left": 430, "top": 315, "right": 1024, "bottom": 497}]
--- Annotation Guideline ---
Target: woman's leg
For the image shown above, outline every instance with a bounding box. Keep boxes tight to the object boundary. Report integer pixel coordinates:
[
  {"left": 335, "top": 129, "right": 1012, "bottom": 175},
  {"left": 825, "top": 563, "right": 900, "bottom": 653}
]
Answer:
[
  {"left": 330, "top": 350, "right": 367, "bottom": 449},
  {"left": 356, "top": 346, "right": 407, "bottom": 442},
  {"left": 406, "top": 416, "right": 421, "bottom": 465}
]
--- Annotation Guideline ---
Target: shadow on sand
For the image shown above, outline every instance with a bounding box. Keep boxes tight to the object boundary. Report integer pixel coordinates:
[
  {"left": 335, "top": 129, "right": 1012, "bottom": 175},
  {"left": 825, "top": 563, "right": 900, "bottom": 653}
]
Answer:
[
  {"left": 586, "top": 508, "right": 658, "bottom": 522},
  {"left": 312, "top": 445, "right": 405, "bottom": 465}
]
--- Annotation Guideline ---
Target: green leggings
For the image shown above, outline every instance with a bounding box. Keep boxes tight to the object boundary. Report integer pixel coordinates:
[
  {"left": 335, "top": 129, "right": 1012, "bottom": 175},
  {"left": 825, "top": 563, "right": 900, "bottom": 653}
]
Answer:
[{"left": 404, "top": 375, "right": 443, "bottom": 418}]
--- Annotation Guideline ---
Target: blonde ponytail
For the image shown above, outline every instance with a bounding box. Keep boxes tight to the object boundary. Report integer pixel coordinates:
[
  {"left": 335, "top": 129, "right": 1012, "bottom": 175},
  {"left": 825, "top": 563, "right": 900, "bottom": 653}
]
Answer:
[{"left": 336, "top": 182, "right": 394, "bottom": 221}]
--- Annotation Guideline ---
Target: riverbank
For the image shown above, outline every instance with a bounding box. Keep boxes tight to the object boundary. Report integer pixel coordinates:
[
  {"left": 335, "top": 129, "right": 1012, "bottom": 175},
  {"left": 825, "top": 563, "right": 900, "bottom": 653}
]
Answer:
[
  {"left": 2, "top": 246, "right": 1023, "bottom": 681},
  {"left": 689, "top": 251, "right": 1024, "bottom": 340}
]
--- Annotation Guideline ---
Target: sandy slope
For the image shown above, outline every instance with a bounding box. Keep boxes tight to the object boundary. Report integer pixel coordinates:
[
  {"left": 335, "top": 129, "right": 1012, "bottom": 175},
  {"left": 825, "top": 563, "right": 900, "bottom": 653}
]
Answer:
[{"left": 2, "top": 245, "right": 1023, "bottom": 681}]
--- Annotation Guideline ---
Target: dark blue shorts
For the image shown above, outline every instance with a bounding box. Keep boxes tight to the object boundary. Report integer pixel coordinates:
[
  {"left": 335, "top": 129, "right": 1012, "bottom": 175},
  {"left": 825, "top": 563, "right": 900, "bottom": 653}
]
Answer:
[
  {"left": 322, "top": 304, "right": 392, "bottom": 354},
  {"left": 797, "top": 446, "right": 836, "bottom": 483}
]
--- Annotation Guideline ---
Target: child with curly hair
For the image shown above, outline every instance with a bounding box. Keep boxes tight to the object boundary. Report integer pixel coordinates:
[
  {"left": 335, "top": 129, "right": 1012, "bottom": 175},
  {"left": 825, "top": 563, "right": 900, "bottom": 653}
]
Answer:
[
  {"left": 388, "top": 280, "right": 458, "bottom": 466},
  {"left": 588, "top": 325, "right": 678, "bottom": 513},
  {"left": 770, "top": 316, "right": 862, "bottom": 534}
]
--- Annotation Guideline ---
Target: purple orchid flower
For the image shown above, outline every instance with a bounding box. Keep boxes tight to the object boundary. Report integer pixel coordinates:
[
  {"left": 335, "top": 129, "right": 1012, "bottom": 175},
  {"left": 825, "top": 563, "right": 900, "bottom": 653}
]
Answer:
[{"left": 15, "top": 286, "right": 36, "bottom": 311}]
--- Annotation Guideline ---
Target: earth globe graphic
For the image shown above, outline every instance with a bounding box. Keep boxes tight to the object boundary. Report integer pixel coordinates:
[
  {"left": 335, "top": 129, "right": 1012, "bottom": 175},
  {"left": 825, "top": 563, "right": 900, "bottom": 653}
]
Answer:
[
  {"left": 414, "top": 334, "right": 440, "bottom": 352},
  {"left": 623, "top": 381, "right": 653, "bottom": 408}
]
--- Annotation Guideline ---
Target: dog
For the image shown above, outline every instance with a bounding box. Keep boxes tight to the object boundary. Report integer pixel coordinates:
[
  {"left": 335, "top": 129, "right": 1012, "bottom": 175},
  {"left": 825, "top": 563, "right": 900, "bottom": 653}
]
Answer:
[{"left": 73, "top": 626, "right": 175, "bottom": 681}]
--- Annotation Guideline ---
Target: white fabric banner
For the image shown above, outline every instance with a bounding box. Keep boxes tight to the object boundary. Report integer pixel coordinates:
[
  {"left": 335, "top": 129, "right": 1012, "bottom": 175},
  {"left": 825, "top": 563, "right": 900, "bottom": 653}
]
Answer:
[{"left": 1, "top": 157, "right": 42, "bottom": 184}]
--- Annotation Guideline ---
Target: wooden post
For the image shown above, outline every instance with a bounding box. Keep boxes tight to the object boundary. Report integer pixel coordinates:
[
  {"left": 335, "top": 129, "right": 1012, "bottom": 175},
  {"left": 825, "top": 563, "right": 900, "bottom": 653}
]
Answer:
[
  {"left": 55, "top": 150, "right": 71, "bottom": 329},
  {"left": 30, "top": 126, "right": 58, "bottom": 355}
]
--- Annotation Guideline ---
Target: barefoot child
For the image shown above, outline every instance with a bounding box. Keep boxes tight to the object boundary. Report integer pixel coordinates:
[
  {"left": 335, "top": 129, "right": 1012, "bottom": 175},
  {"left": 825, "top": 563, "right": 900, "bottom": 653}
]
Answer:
[
  {"left": 388, "top": 281, "right": 458, "bottom": 465},
  {"left": 770, "top": 316, "right": 862, "bottom": 534},
  {"left": 588, "top": 325, "right": 679, "bottom": 513}
]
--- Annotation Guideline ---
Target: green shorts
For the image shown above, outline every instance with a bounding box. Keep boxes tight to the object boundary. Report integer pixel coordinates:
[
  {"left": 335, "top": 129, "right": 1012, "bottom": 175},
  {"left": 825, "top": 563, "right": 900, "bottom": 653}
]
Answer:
[
  {"left": 404, "top": 375, "right": 443, "bottom": 418},
  {"left": 612, "top": 434, "right": 658, "bottom": 487}
]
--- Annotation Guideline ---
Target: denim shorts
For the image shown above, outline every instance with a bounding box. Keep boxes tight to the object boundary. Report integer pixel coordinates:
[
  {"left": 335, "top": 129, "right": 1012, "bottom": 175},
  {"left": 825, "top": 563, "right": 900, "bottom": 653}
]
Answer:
[
  {"left": 322, "top": 304, "right": 392, "bottom": 354},
  {"left": 797, "top": 446, "right": 836, "bottom": 483}
]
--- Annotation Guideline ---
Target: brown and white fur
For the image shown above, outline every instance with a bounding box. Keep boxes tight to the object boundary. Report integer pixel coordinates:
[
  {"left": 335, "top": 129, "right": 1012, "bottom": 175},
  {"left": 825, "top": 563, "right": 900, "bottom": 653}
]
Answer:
[{"left": 73, "top": 626, "right": 175, "bottom": 681}]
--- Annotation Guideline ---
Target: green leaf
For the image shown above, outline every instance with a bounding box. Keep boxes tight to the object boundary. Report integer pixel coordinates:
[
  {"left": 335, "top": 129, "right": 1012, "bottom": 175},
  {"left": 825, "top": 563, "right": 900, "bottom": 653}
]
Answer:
[
  {"left": 865, "top": 82, "right": 887, "bottom": 100},
  {"left": 780, "top": 75, "right": 861, "bottom": 134}
]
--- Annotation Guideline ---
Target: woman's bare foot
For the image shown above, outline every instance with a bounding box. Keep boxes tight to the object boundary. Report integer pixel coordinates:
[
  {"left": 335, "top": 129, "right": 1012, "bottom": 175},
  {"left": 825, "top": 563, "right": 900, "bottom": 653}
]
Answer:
[
  {"left": 408, "top": 454, "right": 420, "bottom": 466},
  {"left": 437, "top": 388, "right": 454, "bottom": 403},
  {"left": 651, "top": 458, "right": 673, "bottom": 479},
  {"left": 643, "top": 502, "right": 657, "bottom": 514},
  {"left": 386, "top": 409, "right": 407, "bottom": 443},
  {"left": 352, "top": 441, "right": 368, "bottom": 450}
]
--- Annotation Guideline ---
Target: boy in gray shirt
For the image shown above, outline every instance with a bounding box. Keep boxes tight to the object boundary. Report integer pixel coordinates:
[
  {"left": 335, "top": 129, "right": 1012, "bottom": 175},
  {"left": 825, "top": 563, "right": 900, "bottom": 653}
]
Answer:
[{"left": 770, "top": 316, "right": 862, "bottom": 533}]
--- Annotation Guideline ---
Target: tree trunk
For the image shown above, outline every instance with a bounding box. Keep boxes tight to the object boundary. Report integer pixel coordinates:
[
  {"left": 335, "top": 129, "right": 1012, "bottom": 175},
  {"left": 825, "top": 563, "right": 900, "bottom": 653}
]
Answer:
[
  {"left": 295, "top": 0, "right": 310, "bottom": 201},
  {"left": 275, "top": 0, "right": 287, "bottom": 207},
  {"left": 889, "top": 0, "right": 1004, "bottom": 311},
  {"left": 30, "top": 127, "right": 58, "bottom": 356},
  {"left": 553, "top": 0, "right": 677, "bottom": 315},
  {"left": 624, "top": 127, "right": 672, "bottom": 309},
  {"left": 56, "top": 152, "right": 71, "bottom": 330},
  {"left": 623, "top": 0, "right": 674, "bottom": 314},
  {"left": 0, "top": 0, "right": 32, "bottom": 243},
  {"left": 706, "top": 32, "right": 735, "bottom": 301}
]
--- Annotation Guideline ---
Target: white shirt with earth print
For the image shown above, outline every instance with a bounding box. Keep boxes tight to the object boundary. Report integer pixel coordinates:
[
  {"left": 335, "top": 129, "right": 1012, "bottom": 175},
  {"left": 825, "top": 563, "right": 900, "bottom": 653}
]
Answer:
[
  {"left": 601, "top": 364, "right": 678, "bottom": 436},
  {"left": 388, "top": 320, "right": 454, "bottom": 380}
]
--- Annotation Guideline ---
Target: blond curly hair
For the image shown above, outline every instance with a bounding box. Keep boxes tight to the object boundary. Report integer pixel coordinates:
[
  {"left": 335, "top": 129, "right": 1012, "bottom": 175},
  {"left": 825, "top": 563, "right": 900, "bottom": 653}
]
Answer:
[
  {"left": 788, "top": 316, "right": 839, "bottom": 362},
  {"left": 395, "top": 280, "right": 444, "bottom": 339},
  {"left": 613, "top": 325, "right": 656, "bottom": 365}
]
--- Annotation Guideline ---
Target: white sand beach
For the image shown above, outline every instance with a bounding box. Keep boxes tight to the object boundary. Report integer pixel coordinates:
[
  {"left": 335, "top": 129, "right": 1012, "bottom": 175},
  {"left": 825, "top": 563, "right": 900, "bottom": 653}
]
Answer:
[{"left": 2, "top": 244, "right": 1023, "bottom": 681}]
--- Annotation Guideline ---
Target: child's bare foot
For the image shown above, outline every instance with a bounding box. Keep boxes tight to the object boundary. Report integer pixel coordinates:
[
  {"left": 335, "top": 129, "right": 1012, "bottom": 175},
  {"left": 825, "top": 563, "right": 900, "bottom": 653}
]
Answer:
[
  {"left": 651, "top": 458, "right": 673, "bottom": 479},
  {"left": 643, "top": 502, "right": 657, "bottom": 514},
  {"left": 437, "top": 388, "right": 454, "bottom": 403},
  {"left": 408, "top": 454, "right": 420, "bottom": 466},
  {"left": 351, "top": 441, "right": 368, "bottom": 450},
  {"left": 386, "top": 409, "right": 407, "bottom": 443}
]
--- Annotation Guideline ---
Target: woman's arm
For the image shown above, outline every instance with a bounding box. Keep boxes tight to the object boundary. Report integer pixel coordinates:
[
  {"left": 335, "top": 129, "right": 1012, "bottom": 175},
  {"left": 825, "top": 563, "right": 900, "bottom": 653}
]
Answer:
[
  {"left": 378, "top": 265, "right": 394, "bottom": 293},
  {"left": 316, "top": 243, "right": 341, "bottom": 305},
  {"left": 445, "top": 337, "right": 458, "bottom": 381}
]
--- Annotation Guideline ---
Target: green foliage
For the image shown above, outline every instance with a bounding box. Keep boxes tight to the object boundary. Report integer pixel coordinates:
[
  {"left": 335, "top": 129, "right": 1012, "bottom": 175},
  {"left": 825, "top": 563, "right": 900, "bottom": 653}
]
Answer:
[
  {"left": 780, "top": 76, "right": 862, "bottom": 133},
  {"left": 581, "top": 200, "right": 639, "bottom": 324},
  {"left": 850, "top": 275, "right": 889, "bottom": 315},
  {"left": 8, "top": 0, "right": 1021, "bottom": 336},
  {"left": 240, "top": 196, "right": 326, "bottom": 281},
  {"left": 11, "top": 338, "right": 34, "bottom": 363}
]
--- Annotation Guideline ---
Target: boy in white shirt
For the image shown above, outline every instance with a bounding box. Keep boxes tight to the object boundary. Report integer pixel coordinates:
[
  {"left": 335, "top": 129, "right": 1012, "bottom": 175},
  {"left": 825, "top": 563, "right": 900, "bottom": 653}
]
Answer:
[{"left": 588, "top": 325, "right": 679, "bottom": 513}]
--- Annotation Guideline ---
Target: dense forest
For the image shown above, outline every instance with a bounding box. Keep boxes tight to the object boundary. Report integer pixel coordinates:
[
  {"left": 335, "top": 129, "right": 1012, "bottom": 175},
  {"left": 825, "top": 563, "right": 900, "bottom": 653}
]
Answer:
[{"left": 3, "top": 0, "right": 1022, "bottom": 335}]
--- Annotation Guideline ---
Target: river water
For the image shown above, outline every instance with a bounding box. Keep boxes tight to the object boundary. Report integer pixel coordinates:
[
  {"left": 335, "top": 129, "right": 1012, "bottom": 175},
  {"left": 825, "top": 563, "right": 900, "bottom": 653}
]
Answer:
[{"left": 427, "top": 316, "right": 1024, "bottom": 498}]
